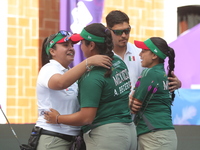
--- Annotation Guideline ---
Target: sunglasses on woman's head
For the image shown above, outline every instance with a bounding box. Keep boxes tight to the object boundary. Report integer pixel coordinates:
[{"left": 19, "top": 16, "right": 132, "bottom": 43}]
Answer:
[
  {"left": 49, "top": 30, "right": 72, "bottom": 43},
  {"left": 58, "top": 30, "right": 72, "bottom": 37},
  {"left": 56, "top": 30, "right": 72, "bottom": 41},
  {"left": 110, "top": 26, "right": 131, "bottom": 36},
  {"left": 46, "top": 30, "right": 73, "bottom": 55}
]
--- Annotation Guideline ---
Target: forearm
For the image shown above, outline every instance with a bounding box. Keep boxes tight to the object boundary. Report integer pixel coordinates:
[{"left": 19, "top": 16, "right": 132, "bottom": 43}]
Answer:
[
  {"left": 56, "top": 107, "right": 97, "bottom": 126},
  {"left": 58, "top": 60, "right": 88, "bottom": 89},
  {"left": 57, "top": 111, "right": 91, "bottom": 126},
  {"left": 49, "top": 55, "right": 111, "bottom": 90}
]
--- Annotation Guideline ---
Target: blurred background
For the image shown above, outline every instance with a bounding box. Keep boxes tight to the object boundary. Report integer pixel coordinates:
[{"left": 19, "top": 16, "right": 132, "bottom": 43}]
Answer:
[{"left": 0, "top": 0, "right": 199, "bottom": 149}]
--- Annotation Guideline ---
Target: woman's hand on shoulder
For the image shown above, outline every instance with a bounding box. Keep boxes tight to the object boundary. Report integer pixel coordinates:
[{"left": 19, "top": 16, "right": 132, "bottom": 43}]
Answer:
[{"left": 87, "top": 55, "right": 112, "bottom": 69}]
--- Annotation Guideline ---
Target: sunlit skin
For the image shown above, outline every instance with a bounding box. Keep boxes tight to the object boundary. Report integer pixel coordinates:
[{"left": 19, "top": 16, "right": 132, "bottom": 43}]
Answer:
[
  {"left": 49, "top": 41, "right": 75, "bottom": 69},
  {"left": 81, "top": 40, "right": 99, "bottom": 58},
  {"left": 139, "top": 49, "right": 159, "bottom": 68},
  {"left": 110, "top": 22, "right": 130, "bottom": 59}
]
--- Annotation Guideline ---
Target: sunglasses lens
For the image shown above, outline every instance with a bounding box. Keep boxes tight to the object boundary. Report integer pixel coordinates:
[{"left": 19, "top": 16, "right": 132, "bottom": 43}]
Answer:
[
  {"left": 114, "top": 30, "right": 123, "bottom": 35},
  {"left": 124, "top": 28, "right": 130, "bottom": 34},
  {"left": 112, "top": 28, "right": 131, "bottom": 35}
]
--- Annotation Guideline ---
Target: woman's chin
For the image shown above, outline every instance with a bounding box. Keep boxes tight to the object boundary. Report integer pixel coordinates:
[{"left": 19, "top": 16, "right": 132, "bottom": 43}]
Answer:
[{"left": 141, "top": 61, "right": 145, "bottom": 67}]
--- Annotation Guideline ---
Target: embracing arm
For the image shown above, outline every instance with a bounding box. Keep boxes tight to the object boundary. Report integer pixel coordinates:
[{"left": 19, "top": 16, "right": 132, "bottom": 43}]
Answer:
[
  {"left": 168, "top": 71, "right": 182, "bottom": 92},
  {"left": 129, "top": 96, "right": 143, "bottom": 114},
  {"left": 44, "top": 108, "right": 97, "bottom": 126},
  {"left": 48, "top": 55, "right": 112, "bottom": 90}
]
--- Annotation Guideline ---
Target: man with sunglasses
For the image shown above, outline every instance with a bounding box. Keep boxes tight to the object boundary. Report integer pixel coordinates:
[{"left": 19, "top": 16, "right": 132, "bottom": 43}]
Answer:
[
  {"left": 106, "top": 11, "right": 143, "bottom": 94},
  {"left": 106, "top": 10, "right": 181, "bottom": 149},
  {"left": 106, "top": 10, "right": 181, "bottom": 101}
]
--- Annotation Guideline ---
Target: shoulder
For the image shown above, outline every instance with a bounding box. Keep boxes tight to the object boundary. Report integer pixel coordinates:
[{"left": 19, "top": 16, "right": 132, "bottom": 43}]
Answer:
[
  {"left": 39, "top": 63, "right": 51, "bottom": 73},
  {"left": 141, "top": 68, "right": 155, "bottom": 77},
  {"left": 38, "top": 61, "right": 63, "bottom": 80},
  {"left": 113, "top": 55, "right": 127, "bottom": 66},
  {"left": 39, "top": 62, "right": 58, "bottom": 73}
]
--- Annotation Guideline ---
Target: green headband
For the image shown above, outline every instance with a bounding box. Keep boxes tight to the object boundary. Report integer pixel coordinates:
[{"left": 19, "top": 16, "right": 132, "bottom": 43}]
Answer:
[
  {"left": 144, "top": 39, "right": 167, "bottom": 59},
  {"left": 80, "top": 29, "right": 105, "bottom": 43},
  {"left": 45, "top": 31, "right": 72, "bottom": 55},
  {"left": 45, "top": 33, "right": 63, "bottom": 55}
]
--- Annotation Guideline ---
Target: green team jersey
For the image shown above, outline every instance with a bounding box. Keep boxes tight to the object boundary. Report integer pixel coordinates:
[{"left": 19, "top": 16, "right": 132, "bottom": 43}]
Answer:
[
  {"left": 78, "top": 55, "right": 132, "bottom": 133},
  {"left": 133, "top": 63, "right": 174, "bottom": 136}
]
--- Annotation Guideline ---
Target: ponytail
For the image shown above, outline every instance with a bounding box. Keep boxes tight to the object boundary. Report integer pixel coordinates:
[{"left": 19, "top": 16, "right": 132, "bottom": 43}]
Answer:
[
  {"left": 104, "top": 28, "right": 114, "bottom": 77},
  {"left": 41, "top": 34, "right": 56, "bottom": 66},
  {"left": 166, "top": 47, "right": 175, "bottom": 101}
]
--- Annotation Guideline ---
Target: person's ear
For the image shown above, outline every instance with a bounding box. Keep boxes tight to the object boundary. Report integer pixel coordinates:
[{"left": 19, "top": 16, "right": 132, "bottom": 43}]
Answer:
[
  {"left": 87, "top": 41, "right": 95, "bottom": 52},
  {"left": 90, "top": 41, "right": 95, "bottom": 49},
  {"left": 152, "top": 53, "right": 158, "bottom": 60},
  {"left": 49, "top": 48, "right": 56, "bottom": 56}
]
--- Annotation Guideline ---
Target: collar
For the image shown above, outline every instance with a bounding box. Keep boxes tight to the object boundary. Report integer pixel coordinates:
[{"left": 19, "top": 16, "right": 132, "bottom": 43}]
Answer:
[
  {"left": 151, "top": 63, "right": 164, "bottom": 69},
  {"left": 49, "top": 59, "right": 69, "bottom": 72}
]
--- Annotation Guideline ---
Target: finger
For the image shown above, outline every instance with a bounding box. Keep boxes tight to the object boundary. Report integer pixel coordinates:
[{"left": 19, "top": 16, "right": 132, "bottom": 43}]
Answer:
[
  {"left": 102, "top": 62, "right": 112, "bottom": 68},
  {"left": 169, "top": 87, "right": 176, "bottom": 92},
  {"left": 103, "top": 59, "right": 112, "bottom": 66},
  {"left": 133, "top": 104, "right": 142, "bottom": 108},
  {"left": 171, "top": 71, "right": 176, "bottom": 78},
  {"left": 168, "top": 77, "right": 177, "bottom": 82},
  {"left": 130, "top": 104, "right": 141, "bottom": 110},
  {"left": 169, "top": 85, "right": 176, "bottom": 90},
  {"left": 131, "top": 107, "right": 140, "bottom": 112},
  {"left": 131, "top": 106, "right": 141, "bottom": 111},
  {"left": 133, "top": 101, "right": 142, "bottom": 106},
  {"left": 44, "top": 111, "right": 49, "bottom": 115},
  {"left": 49, "top": 108, "right": 55, "bottom": 112},
  {"left": 44, "top": 116, "right": 48, "bottom": 121},
  {"left": 100, "top": 64, "right": 111, "bottom": 69},
  {"left": 104, "top": 55, "right": 112, "bottom": 61}
]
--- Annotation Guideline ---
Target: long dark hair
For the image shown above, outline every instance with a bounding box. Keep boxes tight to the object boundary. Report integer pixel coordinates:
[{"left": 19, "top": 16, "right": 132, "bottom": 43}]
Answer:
[
  {"left": 84, "top": 23, "right": 114, "bottom": 77},
  {"left": 150, "top": 37, "right": 175, "bottom": 102},
  {"left": 41, "top": 34, "right": 57, "bottom": 66}
]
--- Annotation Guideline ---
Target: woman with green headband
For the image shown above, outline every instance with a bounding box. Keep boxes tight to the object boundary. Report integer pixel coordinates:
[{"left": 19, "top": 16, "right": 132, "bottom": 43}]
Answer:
[
  {"left": 32, "top": 30, "right": 112, "bottom": 150},
  {"left": 130, "top": 37, "right": 177, "bottom": 150},
  {"left": 44, "top": 23, "right": 137, "bottom": 150}
]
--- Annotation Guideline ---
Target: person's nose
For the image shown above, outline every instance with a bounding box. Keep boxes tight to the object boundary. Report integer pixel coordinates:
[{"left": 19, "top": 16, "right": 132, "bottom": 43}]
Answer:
[
  {"left": 121, "top": 32, "right": 126, "bottom": 37},
  {"left": 68, "top": 44, "right": 74, "bottom": 49}
]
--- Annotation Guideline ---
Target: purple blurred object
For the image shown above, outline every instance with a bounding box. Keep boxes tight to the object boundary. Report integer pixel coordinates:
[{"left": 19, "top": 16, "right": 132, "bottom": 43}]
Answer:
[
  {"left": 135, "top": 81, "right": 140, "bottom": 88},
  {"left": 60, "top": 0, "right": 105, "bottom": 67},
  {"left": 169, "top": 23, "right": 200, "bottom": 89}
]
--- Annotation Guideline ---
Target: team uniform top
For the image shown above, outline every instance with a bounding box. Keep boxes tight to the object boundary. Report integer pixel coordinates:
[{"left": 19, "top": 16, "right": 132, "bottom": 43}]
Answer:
[
  {"left": 114, "top": 42, "right": 144, "bottom": 91},
  {"left": 78, "top": 55, "right": 132, "bottom": 133},
  {"left": 133, "top": 63, "right": 174, "bottom": 136}
]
